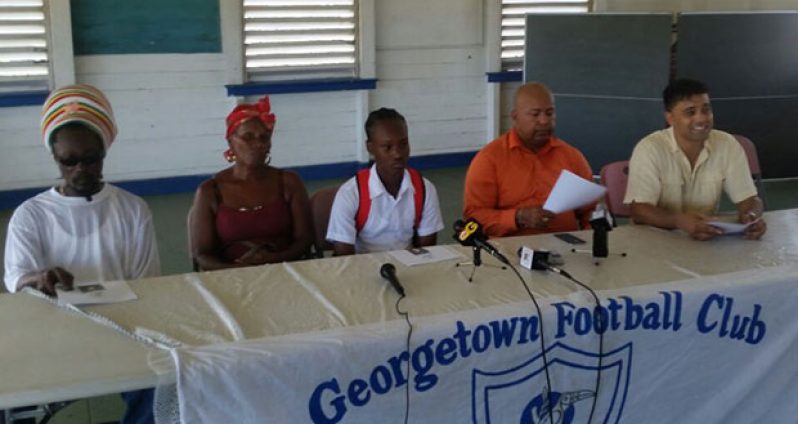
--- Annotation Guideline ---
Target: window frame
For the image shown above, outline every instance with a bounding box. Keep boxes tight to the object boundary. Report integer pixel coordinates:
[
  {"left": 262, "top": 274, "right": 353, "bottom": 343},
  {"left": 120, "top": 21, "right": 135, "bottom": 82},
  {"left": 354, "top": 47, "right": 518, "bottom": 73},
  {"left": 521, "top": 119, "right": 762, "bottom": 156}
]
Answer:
[
  {"left": 0, "top": 0, "right": 74, "bottom": 107},
  {"left": 486, "top": 0, "right": 592, "bottom": 83},
  {"left": 500, "top": 0, "right": 592, "bottom": 72},
  {"left": 221, "top": 0, "right": 376, "bottom": 97}
]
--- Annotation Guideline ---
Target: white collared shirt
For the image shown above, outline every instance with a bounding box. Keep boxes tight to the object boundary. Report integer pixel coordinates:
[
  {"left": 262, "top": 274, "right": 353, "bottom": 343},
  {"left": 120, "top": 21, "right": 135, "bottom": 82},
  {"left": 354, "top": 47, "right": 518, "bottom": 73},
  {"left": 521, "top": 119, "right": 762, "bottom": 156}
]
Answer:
[
  {"left": 624, "top": 127, "right": 757, "bottom": 214},
  {"left": 326, "top": 164, "right": 444, "bottom": 253}
]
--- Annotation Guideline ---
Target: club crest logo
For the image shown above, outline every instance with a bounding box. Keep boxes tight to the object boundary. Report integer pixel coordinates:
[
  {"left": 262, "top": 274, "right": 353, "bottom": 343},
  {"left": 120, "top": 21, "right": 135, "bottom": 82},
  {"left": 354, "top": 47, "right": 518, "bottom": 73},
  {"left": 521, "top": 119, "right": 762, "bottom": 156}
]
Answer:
[{"left": 472, "top": 342, "right": 633, "bottom": 424}]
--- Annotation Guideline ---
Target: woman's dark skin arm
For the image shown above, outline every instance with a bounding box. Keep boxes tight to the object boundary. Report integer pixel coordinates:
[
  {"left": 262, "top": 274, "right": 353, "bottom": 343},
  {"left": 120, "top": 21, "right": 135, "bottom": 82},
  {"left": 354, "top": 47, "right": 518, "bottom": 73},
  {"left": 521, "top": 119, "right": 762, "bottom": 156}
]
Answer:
[
  {"left": 332, "top": 242, "right": 355, "bottom": 256},
  {"left": 190, "top": 179, "right": 242, "bottom": 271},
  {"left": 416, "top": 234, "right": 437, "bottom": 247}
]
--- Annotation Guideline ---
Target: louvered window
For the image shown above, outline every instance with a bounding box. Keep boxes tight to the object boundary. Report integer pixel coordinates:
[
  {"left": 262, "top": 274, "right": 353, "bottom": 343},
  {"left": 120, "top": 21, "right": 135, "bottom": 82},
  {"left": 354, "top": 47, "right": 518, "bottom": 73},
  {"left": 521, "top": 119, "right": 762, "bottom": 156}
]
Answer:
[
  {"left": 501, "top": 0, "right": 590, "bottom": 71},
  {"left": 243, "top": 0, "right": 358, "bottom": 82},
  {"left": 0, "top": 0, "right": 49, "bottom": 93}
]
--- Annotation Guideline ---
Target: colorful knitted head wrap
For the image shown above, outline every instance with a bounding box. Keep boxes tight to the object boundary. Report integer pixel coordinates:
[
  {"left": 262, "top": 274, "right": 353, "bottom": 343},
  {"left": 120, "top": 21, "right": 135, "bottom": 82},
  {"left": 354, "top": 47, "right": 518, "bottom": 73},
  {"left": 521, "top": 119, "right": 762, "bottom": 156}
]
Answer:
[{"left": 41, "top": 84, "right": 117, "bottom": 152}]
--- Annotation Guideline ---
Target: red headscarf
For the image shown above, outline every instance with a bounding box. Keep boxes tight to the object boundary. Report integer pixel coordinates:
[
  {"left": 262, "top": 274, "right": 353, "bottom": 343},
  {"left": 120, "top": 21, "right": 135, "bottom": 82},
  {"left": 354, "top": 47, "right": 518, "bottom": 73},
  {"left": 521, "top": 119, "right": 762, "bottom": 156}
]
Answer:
[{"left": 224, "top": 96, "right": 277, "bottom": 160}]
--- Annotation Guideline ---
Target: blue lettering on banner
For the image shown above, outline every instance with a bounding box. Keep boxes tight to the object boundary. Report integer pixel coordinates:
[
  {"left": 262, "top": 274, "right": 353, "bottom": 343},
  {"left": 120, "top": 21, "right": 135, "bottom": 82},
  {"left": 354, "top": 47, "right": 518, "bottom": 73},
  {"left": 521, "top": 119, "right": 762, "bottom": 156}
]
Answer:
[
  {"left": 307, "top": 290, "right": 768, "bottom": 423},
  {"left": 308, "top": 379, "right": 346, "bottom": 424},
  {"left": 697, "top": 293, "right": 766, "bottom": 344},
  {"left": 554, "top": 291, "right": 683, "bottom": 339},
  {"left": 307, "top": 314, "right": 544, "bottom": 424}
]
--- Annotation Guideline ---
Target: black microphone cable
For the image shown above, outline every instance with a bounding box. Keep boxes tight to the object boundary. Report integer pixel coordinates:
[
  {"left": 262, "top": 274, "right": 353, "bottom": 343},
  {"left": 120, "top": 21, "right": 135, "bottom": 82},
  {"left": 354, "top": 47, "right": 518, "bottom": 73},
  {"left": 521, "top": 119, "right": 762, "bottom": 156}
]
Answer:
[
  {"left": 504, "top": 261, "right": 555, "bottom": 424},
  {"left": 543, "top": 264, "right": 604, "bottom": 424},
  {"left": 394, "top": 293, "right": 412, "bottom": 424}
]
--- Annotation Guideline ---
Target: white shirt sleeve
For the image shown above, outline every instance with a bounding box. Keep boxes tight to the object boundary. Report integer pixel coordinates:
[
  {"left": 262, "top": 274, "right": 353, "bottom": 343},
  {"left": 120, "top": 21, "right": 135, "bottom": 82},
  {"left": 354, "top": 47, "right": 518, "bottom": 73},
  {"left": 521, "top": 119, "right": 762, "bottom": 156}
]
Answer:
[
  {"left": 416, "top": 178, "right": 445, "bottom": 237},
  {"left": 3, "top": 206, "right": 45, "bottom": 292},
  {"left": 130, "top": 205, "right": 161, "bottom": 279},
  {"left": 325, "top": 178, "right": 358, "bottom": 245}
]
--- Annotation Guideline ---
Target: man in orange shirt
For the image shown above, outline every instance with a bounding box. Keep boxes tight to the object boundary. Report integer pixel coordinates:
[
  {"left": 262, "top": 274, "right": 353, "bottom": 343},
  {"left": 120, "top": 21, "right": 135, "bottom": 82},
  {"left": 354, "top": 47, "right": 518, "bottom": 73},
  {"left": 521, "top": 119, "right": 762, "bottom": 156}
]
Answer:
[{"left": 464, "top": 82, "right": 593, "bottom": 237}]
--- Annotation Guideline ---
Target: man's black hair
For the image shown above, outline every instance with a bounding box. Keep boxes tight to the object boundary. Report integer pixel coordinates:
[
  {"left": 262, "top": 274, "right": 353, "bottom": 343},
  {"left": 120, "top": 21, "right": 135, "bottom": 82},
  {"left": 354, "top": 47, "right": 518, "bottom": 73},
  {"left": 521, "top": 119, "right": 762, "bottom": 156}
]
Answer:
[
  {"left": 364, "top": 107, "right": 406, "bottom": 141},
  {"left": 663, "top": 78, "right": 709, "bottom": 111}
]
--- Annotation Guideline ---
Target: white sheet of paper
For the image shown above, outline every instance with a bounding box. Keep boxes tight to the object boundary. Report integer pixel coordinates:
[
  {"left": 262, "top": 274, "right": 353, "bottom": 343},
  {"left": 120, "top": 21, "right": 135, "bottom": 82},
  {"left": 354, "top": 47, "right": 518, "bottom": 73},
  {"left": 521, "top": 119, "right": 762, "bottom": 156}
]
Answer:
[
  {"left": 388, "top": 246, "right": 464, "bottom": 267},
  {"left": 708, "top": 219, "right": 758, "bottom": 234},
  {"left": 56, "top": 280, "right": 138, "bottom": 306},
  {"left": 542, "top": 170, "right": 607, "bottom": 214}
]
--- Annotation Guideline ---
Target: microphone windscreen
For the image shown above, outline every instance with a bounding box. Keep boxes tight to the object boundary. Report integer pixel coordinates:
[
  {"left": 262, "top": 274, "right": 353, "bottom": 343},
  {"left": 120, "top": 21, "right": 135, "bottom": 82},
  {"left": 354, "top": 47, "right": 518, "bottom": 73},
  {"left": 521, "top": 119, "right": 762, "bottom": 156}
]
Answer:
[
  {"left": 380, "top": 263, "right": 396, "bottom": 279},
  {"left": 457, "top": 219, "right": 483, "bottom": 244}
]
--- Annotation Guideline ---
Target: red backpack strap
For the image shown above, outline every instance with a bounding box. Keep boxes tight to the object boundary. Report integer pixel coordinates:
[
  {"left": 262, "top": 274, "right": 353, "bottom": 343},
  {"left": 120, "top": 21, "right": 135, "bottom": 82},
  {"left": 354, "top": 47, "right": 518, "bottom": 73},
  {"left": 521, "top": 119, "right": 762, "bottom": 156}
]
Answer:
[
  {"left": 407, "top": 167, "right": 425, "bottom": 232},
  {"left": 355, "top": 168, "right": 371, "bottom": 233}
]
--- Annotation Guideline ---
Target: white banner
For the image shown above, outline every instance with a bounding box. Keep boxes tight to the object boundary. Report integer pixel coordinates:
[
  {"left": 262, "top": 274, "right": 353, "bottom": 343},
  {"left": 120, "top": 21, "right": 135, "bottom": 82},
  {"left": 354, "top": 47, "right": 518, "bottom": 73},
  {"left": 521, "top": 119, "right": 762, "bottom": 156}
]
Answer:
[{"left": 172, "top": 265, "right": 798, "bottom": 423}]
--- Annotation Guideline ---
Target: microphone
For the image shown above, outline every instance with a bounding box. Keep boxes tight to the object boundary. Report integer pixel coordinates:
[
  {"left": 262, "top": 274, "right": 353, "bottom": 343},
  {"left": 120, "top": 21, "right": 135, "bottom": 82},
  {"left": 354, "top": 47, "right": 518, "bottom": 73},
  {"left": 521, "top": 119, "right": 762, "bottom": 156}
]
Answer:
[
  {"left": 453, "top": 219, "right": 510, "bottom": 265},
  {"left": 517, "top": 246, "right": 550, "bottom": 270},
  {"left": 517, "top": 246, "right": 571, "bottom": 278},
  {"left": 590, "top": 204, "right": 613, "bottom": 258},
  {"left": 380, "top": 263, "right": 406, "bottom": 297}
]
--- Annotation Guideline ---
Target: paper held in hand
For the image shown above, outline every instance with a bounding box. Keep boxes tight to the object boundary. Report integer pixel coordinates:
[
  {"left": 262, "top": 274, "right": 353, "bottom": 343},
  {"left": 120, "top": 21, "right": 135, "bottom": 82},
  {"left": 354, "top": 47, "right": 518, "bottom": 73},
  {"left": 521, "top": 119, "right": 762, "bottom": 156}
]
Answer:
[
  {"left": 542, "top": 170, "right": 607, "bottom": 214},
  {"left": 708, "top": 218, "right": 761, "bottom": 234},
  {"left": 56, "top": 280, "right": 138, "bottom": 306}
]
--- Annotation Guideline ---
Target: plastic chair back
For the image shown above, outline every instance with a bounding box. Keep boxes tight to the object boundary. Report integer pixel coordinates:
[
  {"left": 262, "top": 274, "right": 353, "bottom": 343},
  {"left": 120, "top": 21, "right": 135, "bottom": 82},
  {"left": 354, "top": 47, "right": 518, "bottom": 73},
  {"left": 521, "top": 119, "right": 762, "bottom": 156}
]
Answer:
[
  {"left": 600, "top": 160, "right": 632, "bottom": 218},
  {"left": 309, "top": 186, "right": 340, "bottom": 257},
  {"left": 732, "top": 134, "right": 766, "bottom": 208}
]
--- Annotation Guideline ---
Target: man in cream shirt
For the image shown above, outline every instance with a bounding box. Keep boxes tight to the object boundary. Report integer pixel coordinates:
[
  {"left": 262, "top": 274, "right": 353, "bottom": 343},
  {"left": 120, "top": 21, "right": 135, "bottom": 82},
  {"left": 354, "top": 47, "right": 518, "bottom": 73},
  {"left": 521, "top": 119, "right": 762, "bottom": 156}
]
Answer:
[{"left": 624, "top": 78, "right": 766, "bottom": 241}]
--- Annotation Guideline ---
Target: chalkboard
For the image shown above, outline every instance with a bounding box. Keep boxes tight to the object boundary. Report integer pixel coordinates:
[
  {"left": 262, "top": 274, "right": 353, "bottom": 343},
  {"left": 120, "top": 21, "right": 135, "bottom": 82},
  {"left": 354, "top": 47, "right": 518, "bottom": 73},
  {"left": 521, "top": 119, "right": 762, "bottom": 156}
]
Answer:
[
  {"left": 677, "top": 12, "right": 798, "bottom": 178},
  {"left": 677, "top": 12, "right": 798, "bottom": 98},
  {"left": 523, "top": 14, "right": 672, "bottom": 171},
  {"left": 71, "top": 0, "right": 222, "bottom": 55}
]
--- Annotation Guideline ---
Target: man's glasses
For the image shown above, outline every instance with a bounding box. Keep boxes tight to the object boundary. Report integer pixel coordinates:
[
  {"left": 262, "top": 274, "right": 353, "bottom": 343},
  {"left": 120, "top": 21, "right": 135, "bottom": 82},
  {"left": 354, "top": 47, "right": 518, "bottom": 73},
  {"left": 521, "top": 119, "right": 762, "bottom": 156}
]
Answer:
[{"left": 55, "top": 152, "right": 106, "bottom": 167}]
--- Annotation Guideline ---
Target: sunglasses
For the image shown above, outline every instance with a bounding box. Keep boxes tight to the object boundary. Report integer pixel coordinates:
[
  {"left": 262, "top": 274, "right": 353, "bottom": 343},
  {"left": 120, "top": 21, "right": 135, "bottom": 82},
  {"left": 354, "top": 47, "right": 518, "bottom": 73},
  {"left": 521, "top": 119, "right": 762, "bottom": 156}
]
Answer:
[{"left": 55, "top": 152, "right": 106, "bottom": 167}]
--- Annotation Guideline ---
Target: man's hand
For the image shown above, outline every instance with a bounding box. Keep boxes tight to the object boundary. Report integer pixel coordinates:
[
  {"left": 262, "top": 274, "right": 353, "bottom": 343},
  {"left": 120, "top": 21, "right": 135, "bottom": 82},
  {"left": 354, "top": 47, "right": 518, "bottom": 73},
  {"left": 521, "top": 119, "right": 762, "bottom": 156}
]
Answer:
[
  {"left": 516, "top": 207, "right": 556, "bottom": 230},
  {"left": 740, "top": 211, "right": 767, "bottom": 240},
  {"left": 675, "top": 212, "right": 723, "bottom": 241},
  {"left": 20, "top": 267, "right": 74, "bottom": 296}
]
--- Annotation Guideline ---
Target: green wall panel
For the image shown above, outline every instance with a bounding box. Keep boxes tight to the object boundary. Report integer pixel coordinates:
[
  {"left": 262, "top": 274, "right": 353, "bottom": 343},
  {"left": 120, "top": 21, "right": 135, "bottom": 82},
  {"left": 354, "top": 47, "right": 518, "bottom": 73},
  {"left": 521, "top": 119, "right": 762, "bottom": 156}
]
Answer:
[{"left": 71, "top": 0, "right": 222, "bottom": 54}]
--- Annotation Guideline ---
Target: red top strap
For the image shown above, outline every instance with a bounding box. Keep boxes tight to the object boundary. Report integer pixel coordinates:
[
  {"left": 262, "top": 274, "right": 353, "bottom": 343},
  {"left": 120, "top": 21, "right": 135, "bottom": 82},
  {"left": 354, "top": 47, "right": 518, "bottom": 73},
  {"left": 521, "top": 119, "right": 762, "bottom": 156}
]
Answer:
[
  {"left": 355, "top": 167, "right": 425, "bottom": 234},
  {"left": 407, "top": 168, "right": 425, "bottom": 231},
  {"left": 355, "top": 169, "right": 371, "bottom": 233}
]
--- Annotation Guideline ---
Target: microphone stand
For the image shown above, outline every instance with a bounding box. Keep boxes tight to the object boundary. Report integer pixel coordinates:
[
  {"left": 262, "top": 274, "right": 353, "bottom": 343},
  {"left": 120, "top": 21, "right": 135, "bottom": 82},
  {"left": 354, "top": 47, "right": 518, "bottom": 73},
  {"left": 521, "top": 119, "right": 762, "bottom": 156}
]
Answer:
[
  {"left": 572, "top": 206, "right": 627, "bottom": 265},
  {"left": 455, "top": 245, "right": 506, "bottom": 282}
]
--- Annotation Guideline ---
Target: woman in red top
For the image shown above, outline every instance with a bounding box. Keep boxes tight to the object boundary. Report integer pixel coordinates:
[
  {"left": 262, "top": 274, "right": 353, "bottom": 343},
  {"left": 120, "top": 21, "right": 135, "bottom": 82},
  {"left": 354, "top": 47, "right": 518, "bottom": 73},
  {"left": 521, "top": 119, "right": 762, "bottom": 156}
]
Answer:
[{"left": 189, "top": 96, "right": 313, "bottom": 270}]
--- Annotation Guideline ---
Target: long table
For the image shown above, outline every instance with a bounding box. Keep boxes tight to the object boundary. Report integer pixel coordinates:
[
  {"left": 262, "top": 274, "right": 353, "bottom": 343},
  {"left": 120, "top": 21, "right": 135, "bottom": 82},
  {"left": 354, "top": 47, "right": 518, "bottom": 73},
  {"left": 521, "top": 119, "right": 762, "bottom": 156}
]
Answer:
[{"left": 1, "top": 210, "right": 797, "bottom": 420}]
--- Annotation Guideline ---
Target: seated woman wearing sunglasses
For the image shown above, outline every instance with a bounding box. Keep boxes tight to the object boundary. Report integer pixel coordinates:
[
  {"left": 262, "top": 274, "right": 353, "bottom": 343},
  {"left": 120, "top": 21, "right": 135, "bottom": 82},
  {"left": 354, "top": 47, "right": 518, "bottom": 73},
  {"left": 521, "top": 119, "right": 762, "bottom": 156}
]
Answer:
[{"left": 189, "top": 96, "right": 313, "bottom": 270}]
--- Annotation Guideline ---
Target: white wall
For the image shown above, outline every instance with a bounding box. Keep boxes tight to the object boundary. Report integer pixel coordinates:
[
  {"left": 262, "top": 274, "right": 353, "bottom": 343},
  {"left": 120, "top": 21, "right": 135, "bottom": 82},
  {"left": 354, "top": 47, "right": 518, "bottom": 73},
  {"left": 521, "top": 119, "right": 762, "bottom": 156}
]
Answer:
[
  {"left": 371, "top": 0, "right": 487, "bottom": 156},
  {"left": 1, "top": 0, "right": 797, "bottom": 191},
  {"left": 77, "top": 54, "right": 234, "bottom": 182}
]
